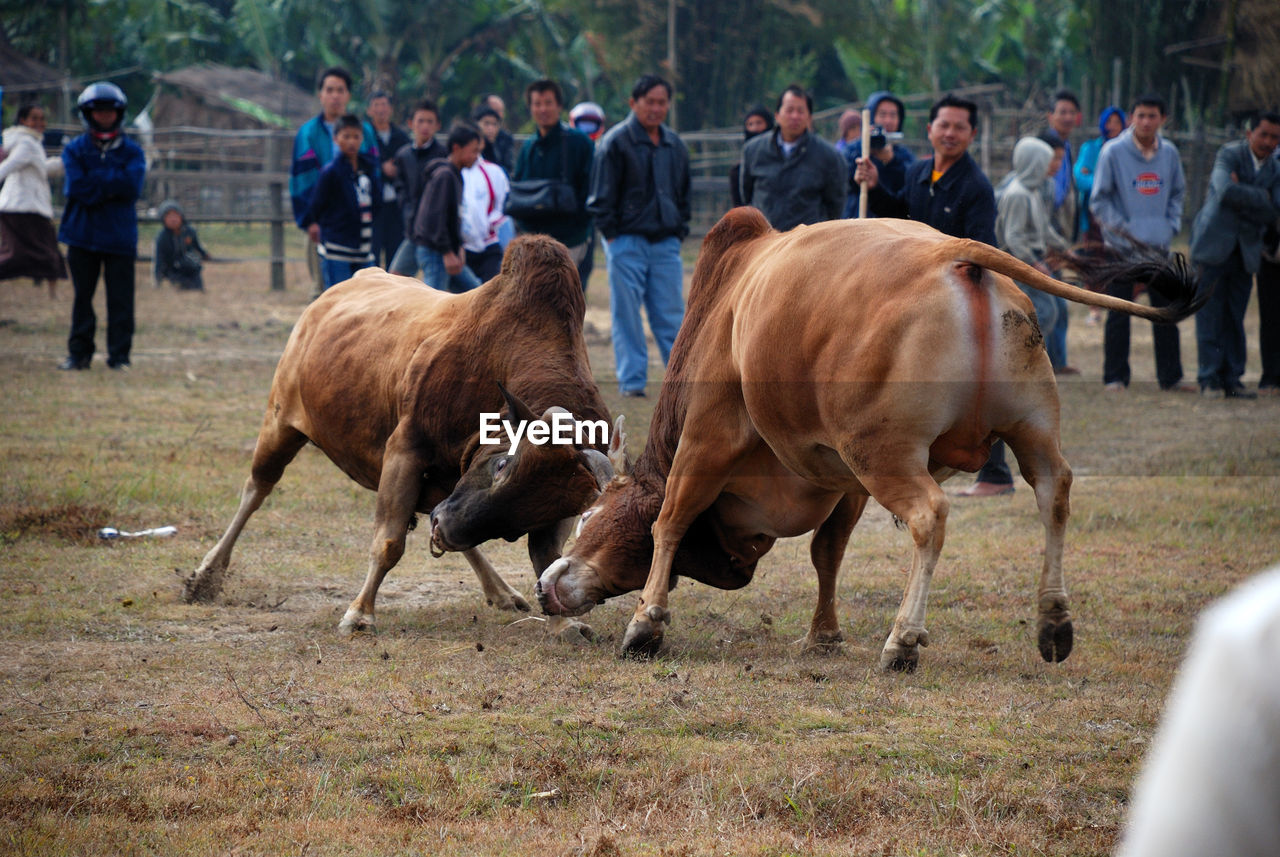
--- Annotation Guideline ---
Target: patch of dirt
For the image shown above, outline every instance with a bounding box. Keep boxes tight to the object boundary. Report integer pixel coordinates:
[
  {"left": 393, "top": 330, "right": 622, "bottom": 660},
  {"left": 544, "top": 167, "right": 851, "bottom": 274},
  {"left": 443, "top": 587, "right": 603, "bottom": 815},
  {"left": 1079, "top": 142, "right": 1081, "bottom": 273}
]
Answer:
[{"left": 0, "top": 502, "right": 114, "bottom": 545}]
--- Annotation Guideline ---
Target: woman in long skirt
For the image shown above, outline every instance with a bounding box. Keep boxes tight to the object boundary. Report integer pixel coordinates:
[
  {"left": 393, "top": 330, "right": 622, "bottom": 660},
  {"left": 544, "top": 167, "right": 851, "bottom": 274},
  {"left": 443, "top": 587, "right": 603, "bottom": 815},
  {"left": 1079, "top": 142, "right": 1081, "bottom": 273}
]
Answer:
[{"left": 0, "top": 104, "right": 67, "bottom": 297}]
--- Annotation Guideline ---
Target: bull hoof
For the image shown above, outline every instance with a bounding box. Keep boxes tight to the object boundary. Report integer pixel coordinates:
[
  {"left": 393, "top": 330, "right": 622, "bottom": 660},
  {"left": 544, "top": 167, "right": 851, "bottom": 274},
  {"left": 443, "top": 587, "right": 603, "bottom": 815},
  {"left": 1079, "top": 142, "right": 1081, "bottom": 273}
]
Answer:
[
  {"left": 880, "top": 629, "right": 928, "bottom": 672},
  {"left": 801, "top": 630, "right": 845, "bottom": 655},
  {"left": 549, "top": 616, "right": 596, "bottom": 645},
  {"left": 620, "top": 606, "right": 671, "bottom": 659},
  {"left": 487, "top": 590, "right": 532, "bottom": 613},
  {"left": 1037, "top": 617, "right": 1073, "bottom": 662},
  {"left": 182, "top": 566, "right": 224, "bottom": 604},
  {"left": 339, "top": 610, "right": 376, "bottom": 636},
  {"left": 880, "top": 646, "right": 919, "bottom": 672}
]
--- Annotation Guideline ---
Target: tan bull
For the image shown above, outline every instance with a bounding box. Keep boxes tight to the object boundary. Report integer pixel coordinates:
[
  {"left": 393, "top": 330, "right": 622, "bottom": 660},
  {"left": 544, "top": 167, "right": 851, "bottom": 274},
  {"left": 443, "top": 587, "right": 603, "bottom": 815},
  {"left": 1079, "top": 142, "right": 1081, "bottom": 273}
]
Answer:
[
  {"left": 185, "top": 236, "right": 613, "bottom": 639},
  {"left": 537, "top": 208, "right": 1202, "bottom": 669}
]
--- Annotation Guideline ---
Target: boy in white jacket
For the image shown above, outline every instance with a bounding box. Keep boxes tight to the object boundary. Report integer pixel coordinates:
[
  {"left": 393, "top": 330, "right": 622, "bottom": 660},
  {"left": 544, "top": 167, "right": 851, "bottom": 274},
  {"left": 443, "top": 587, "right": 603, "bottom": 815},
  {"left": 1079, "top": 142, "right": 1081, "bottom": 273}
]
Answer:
[{"left": 0, "top": 104, "right": 66, "bottom": 297}]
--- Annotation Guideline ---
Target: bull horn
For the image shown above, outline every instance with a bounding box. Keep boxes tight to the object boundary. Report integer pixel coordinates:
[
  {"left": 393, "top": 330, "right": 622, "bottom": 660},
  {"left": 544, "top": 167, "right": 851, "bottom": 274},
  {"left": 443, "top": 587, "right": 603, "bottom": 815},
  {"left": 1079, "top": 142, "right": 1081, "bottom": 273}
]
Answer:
[
  {"left": 608, "top": 415, "right": 629, "bottom": 475},
  {"left": 582, "top": 448, "right": 614, "bottom": 489},
  {"left": 497, "top": 381, "right": 538, "bottom": 426}
]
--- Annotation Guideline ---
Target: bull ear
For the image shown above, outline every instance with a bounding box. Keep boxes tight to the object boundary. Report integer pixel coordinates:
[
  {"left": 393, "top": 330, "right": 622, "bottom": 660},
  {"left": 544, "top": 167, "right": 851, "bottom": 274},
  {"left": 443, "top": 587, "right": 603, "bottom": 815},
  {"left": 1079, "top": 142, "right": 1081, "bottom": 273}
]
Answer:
[
  {"left": 497, "top": 381, "right": 537, "bottom": 427},
  {"left": 608, "top": 415, "right": 629, "bottom": 475}
]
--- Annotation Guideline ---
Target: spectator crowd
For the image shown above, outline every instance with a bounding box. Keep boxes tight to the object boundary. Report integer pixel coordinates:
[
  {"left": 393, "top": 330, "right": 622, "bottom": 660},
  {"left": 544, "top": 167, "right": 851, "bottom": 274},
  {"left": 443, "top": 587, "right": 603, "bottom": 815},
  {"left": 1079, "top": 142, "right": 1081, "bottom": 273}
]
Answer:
[{"left": 1, "top": 66, "right": 1277, "bottom": 417}]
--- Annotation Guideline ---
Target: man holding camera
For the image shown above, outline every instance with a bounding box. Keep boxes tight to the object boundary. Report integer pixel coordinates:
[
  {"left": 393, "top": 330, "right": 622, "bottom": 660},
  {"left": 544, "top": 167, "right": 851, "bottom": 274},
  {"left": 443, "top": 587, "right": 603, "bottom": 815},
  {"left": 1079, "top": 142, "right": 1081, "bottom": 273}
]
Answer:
[
  {"left": 739, "top": 84, "right": 845, "bottom": 231},
  {"left": 843, "top": 90, "right": 915, "bottom": 218}
]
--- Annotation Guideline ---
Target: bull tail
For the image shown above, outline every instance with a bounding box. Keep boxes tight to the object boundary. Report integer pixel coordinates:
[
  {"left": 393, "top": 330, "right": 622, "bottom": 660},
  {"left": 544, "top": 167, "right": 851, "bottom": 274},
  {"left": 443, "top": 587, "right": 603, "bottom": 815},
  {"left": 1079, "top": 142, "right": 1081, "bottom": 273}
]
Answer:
[{"left": 942, "top": 238, "right": 1206, "bottom": 324}]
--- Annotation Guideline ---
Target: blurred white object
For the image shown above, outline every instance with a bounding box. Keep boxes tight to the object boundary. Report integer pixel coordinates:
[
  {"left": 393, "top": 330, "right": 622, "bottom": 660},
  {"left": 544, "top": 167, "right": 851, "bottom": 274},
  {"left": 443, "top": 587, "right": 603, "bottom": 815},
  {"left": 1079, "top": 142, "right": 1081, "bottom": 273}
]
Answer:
[
  {"left": 1118, "top": 565, "right": 1280, "bottom": 857},
  {"left": 98, "top": 526, "right": 177, "bottom": 539}
]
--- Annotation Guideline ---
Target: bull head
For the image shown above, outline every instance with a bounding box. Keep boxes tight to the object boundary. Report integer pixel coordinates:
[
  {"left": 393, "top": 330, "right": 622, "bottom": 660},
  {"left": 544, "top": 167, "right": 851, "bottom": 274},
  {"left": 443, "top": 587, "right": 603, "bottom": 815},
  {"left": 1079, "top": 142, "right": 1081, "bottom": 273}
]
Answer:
[{"left": 428, "top": 385, "right": 616, "bottom": 555}]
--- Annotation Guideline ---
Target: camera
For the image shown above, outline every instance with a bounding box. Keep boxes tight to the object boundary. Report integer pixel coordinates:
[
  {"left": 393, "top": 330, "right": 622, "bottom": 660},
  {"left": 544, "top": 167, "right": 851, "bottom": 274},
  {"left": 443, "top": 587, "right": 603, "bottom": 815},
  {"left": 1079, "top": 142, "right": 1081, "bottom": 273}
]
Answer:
[{"left": 868, "top": 125, "right": 904, "bottom": 151}]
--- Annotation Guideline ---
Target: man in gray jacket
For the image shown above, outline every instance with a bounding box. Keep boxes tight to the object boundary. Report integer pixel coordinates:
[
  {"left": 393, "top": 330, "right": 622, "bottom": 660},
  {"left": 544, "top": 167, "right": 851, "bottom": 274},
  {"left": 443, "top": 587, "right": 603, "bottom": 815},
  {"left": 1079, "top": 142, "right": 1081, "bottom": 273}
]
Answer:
[
  {"left": 739, "top": 84, "right": 845, "bottom": 231},
  {"left": 1190, "top": 111, "right": 1280, "bottom": 398},
  {"left": 1091, "top": 93, "right": 1193, "bottom": 393},
  {"left": 587, "top": 73, "right": 690, "bottom": 397}
]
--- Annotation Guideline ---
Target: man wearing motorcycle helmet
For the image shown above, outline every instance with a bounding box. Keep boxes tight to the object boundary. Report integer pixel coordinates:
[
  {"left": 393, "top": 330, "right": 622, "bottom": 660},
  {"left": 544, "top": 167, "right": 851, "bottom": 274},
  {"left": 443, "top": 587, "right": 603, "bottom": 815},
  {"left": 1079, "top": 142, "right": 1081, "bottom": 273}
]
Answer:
[
  {"left": 568, "top": 100, "right": 606, "bottom": 287},
  {"left": 57, "top": 82, "right": 146, "bottom": 371},
  {"left": 570, "top": 102, "right": 606, "bottom": 141}
]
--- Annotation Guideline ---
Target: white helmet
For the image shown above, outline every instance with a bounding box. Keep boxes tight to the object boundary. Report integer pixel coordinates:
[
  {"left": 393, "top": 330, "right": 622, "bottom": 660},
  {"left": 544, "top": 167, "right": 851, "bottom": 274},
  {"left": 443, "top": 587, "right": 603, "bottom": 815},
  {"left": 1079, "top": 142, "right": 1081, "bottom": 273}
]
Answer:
[{"left": 569, "top": 101, "right": 606, "bottom": 140}]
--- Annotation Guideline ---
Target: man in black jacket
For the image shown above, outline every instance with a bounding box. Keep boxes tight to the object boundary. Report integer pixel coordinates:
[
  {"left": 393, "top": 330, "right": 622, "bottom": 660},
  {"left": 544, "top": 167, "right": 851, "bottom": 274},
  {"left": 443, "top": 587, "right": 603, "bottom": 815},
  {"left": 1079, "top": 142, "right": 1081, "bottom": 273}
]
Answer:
[
  {"left": 388, "top": 100, "right": 443, "bottom": 276},
  {"left": 412, "top": 123, "right": 482, "bottom": 293},
  {"left": 510, "top": 80, "right": 595, "bottom": 270},
  {"left": 587, "top": 73, "right": 691, "bottom": 397},
  {"left": 365, "top": 91, "right": 411, "bottom": 269},
  {"left": 854, "top": 93, "right": 1012, "bottom": 498},
  {"left": 739, "top": 84, "right": 845, "bottom": 231}
]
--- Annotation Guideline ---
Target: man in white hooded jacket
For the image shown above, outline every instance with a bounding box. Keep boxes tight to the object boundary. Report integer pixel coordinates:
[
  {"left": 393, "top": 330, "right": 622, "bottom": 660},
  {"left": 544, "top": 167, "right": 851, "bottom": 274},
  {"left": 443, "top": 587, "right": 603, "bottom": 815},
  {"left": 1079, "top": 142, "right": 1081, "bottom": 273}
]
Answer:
[
  {"left": 995, "top": 135, "right": 1070, "bottom": 339},
  {"left": 0, "top": 104, "right": 66, "bottom": 297}
]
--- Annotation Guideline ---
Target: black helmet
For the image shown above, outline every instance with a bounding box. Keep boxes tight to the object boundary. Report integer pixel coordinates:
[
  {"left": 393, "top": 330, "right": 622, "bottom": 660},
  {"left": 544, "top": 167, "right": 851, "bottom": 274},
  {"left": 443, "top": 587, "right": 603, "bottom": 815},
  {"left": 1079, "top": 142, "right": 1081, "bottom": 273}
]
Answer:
[{"left": 77, "top": 81, "right": 128, "bottom": 141}]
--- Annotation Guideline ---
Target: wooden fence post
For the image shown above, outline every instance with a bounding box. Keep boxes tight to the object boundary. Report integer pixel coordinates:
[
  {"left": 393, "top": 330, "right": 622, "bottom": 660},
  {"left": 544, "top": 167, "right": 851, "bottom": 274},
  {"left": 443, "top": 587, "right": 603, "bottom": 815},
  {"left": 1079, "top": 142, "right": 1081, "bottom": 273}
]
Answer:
[{"left": 266, "top": 133, "right": 285, "bottom": 291}]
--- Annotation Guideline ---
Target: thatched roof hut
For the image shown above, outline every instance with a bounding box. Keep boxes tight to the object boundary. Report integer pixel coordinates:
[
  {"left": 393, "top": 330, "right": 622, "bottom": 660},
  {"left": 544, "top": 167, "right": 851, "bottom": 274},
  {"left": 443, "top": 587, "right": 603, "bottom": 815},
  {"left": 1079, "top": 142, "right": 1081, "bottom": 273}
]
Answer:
[{"left": 150, "top": 64, "right": 315, "bottom": 130}]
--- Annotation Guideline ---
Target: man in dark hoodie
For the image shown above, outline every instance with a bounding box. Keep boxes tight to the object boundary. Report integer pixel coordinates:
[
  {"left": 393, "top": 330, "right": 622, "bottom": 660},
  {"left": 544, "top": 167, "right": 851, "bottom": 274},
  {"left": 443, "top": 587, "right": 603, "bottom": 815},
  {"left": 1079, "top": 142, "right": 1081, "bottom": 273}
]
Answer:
[
  {"left": 843, "top": 90, "right": 915, "bottom": 218},
  {"left": 412, "top": 123, "right": 483, "bottom": 293},
  {"left": 388, "top": 99, "right": 444, "bottom": 276},
  {"left": 729, "top": 105, "right": 773, "bottom": 208}
]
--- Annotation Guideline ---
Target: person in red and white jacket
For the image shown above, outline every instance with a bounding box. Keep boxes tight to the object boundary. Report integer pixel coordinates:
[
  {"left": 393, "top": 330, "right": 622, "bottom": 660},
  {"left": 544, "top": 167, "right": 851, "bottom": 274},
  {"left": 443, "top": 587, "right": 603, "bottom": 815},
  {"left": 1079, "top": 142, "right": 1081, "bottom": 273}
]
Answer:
[{"left": 460, "top": 155, "right": 510, "bottom": 282}]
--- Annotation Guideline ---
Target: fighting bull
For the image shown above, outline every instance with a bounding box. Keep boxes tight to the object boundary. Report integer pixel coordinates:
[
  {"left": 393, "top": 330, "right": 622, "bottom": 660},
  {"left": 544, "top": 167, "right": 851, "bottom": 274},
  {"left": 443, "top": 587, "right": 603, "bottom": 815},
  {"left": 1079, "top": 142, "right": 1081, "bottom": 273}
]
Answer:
[
  {"left": 537, "top": 208, "right": 1203, "bottom": 669},
  {"left": 184, "top": 236, "right": 613, "bottom": 639}
]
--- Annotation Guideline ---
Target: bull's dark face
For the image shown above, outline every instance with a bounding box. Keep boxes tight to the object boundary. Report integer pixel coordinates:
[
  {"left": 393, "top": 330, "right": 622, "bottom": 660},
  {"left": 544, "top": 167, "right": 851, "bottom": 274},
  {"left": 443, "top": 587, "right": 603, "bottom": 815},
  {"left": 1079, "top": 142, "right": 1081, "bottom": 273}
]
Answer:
[
  {"left": 536, "top": 474, "right": 661, "bottom": 616},
  {"left": 429, "top": 412, "right": 608, "bottom": 553}
]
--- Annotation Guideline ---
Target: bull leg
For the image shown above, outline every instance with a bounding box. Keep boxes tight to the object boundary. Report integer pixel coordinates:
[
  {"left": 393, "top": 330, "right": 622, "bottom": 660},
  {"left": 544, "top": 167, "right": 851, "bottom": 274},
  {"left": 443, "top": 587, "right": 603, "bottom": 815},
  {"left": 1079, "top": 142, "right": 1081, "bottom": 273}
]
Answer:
[
  {"left": 460, "top": 548, "right": 531, "bottom": 614},
  {"left": 802, "top": 494, "right": 868, "bottom": 654},
  {"left": 621, "top": 464, "right": 736, "bottom": 658},
  {"left": 1007, "top": 423, "right": 1074, "bottom": 662},
  {"left": 857, "top": 467, "right": 949, "bottom": 672},
  {"left": 184, "top": 424, "right": 309, "bottom": 603},
  {"left": 530, "top": 519, "right": 594, "bottom": 644},
  {"left": 339, "top": 444, "right": 430, "bottom": 635}
]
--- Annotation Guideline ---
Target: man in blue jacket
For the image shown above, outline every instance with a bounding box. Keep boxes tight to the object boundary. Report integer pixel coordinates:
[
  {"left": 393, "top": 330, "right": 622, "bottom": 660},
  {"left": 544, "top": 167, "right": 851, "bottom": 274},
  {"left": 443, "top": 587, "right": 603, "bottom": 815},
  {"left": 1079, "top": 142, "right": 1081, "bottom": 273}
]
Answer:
[
  {"left": 57, "top": 82, "right": 146, "bottom": 371},
  {"left": 1190, "top": 111, "right": 1280, "bottom": 398},
  {"left": 854, "top": 94, "right": 1011, "bottom": 497},
  {"left": 289, "top": 67, "right": 377, "bottom": 295}
]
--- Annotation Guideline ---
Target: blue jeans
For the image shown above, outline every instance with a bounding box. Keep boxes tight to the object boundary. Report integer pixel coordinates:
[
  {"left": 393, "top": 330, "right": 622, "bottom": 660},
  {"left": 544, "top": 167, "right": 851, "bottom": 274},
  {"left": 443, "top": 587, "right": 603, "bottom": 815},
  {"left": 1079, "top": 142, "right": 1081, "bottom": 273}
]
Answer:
[
  {"left": 1194, "top": 249, "right": 1252, "bottom": 391},
  {"left": 321, "top": 258, "right": 371, "bottom": 291},
  {"left": 416, "top": 245, "right": 482, "bottom": 293},
  {"left": 605, "top": 234, "right": 684, "bottom": 394},
  {"left": 1046, "top": 295, "right": 1069, "bottom": 369}
]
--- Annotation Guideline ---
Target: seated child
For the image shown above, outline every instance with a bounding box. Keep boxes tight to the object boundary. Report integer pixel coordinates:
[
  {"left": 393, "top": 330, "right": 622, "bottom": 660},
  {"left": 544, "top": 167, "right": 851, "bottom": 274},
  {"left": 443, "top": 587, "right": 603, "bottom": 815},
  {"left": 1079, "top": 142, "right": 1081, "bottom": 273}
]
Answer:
[{"left": 154, "top": 200, "right": 210, "bottom": 291}]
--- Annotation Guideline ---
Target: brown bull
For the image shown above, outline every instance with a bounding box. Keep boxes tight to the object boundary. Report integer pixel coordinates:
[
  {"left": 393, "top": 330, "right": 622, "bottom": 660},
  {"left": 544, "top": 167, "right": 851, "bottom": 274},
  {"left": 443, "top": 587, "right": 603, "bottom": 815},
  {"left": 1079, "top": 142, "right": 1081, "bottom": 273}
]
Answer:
[
  {"left": 537, "top": 208, "right": 1202, "bottom": 669},
  {"left": 184, "top": 236, "right": 613, "bottom": 639}
]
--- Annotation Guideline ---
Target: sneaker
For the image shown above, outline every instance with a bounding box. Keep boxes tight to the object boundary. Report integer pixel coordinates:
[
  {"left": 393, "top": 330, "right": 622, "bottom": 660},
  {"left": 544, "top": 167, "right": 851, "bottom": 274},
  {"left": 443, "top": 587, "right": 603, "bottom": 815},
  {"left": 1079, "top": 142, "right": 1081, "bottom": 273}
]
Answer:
[
  {"left": 1053, "top": 365, "right": 1081, "bottom": 376},
  {"left": 57, "top": 357, "right": 90, "bottom": 371},
  {"left": 956, "top": 481, "right": 1015, "bottom": 498},
  {"left": 1224, "top": 385, "right": 1257, "bottom": 400},
  {"left": 1200, "top": 385, "right": 1225, "bottom": 399},
  {"left": 620, "top": 389, "right": 646, "bottom": 398},
  {"left": 107, "top": 361, "right": 130, "bottom": 372},
  {"left": 1160, "top": 380, "right": 1198, "bottom": 394},
  {"left": 1104, "top": 381, "right": 1126, "bottom": 393}
]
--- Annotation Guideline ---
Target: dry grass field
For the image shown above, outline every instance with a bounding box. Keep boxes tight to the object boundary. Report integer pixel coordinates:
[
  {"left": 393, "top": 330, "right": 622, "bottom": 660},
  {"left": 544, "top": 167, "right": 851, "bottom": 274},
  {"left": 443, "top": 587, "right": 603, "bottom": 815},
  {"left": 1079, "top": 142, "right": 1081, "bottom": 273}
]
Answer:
[{"left": 2, "top": 224, "right": 1278, "bottom": 856}]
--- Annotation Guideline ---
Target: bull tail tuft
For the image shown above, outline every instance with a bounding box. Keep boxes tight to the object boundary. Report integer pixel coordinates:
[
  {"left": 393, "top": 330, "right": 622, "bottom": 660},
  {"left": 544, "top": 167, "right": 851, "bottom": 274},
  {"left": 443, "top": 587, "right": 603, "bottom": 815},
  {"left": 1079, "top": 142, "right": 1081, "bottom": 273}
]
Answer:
[{"left": 1049, "top": 239, "right": 1207, "bottom": 323}]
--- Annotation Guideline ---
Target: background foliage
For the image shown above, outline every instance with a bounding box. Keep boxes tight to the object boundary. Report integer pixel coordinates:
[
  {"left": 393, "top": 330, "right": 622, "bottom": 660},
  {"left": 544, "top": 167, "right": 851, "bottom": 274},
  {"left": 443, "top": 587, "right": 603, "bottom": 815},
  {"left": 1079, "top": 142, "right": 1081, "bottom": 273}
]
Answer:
[{"left": 0, "top": 0, "right": 1261, "bottom": 130}]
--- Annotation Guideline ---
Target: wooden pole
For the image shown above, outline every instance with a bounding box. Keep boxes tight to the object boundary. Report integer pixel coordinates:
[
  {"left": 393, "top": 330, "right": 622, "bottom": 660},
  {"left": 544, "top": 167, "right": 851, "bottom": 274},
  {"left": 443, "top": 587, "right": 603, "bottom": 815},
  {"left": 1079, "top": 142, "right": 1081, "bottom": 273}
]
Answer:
[{"left": 858, "top": 107, "right": 871, "bottom": 219}]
